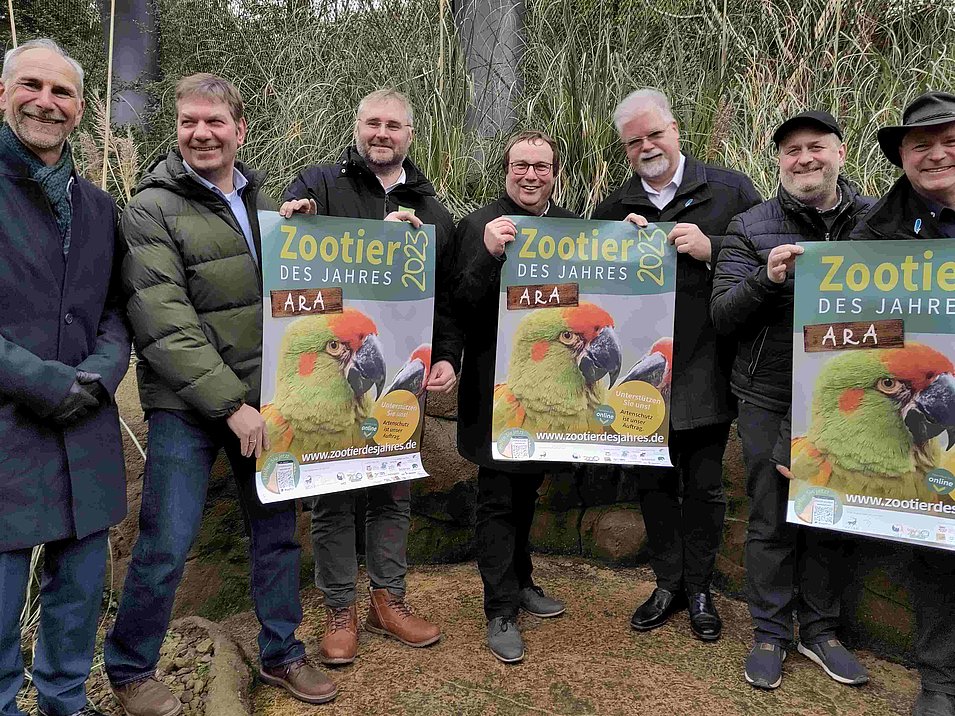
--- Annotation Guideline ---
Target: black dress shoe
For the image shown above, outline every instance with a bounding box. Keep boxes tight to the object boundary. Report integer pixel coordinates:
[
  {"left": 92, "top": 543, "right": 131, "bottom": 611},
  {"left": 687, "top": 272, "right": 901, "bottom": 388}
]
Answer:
[
  {"left": 630, "top": 588, "right": 687, "bottom": 631},
  {"left": 687, "top": 591, "right": 722, "bottom": 641}
]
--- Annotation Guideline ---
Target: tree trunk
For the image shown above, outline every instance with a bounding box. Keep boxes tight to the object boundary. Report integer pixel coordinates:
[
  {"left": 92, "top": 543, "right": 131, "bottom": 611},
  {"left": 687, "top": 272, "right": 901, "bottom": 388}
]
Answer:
[
  {"left": 453, "top": 0, "right": 524, "bottom": 138},
  {"left": 100, "top": 0, "right": 159, "bottom": 127}
]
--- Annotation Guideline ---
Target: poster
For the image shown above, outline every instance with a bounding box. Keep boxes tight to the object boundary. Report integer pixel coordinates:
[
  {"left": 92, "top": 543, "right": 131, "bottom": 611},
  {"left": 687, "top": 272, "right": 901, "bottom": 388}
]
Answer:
[
  {"left": 789, "top": 239, "right": 955, "bottom": 551},
  {"left": 255, "top": 212, "right": 434, "bottom": 503},
  {"left": 491, "top": 217, "right": 677, "bottom": 466}
]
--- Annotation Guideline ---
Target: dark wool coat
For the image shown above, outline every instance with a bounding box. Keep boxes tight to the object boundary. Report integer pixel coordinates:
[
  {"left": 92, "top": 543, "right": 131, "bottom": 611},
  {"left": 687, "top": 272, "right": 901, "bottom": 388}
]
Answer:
[
  {"left": 711, "top": 177, "right": 873, "bottom": 412},
  {"left": 284, "top": 147, "right": 461, "bottom": 371},
  {"left": 0, "top": 143, "right": 131, "bottom": 552},
  {"left": 451, "top": 195, "right": 578, "bottom": 472},
  {"left": 592, "top": 155, "right": 761, "bottom": 430},
  {"left": 122, "top": 150, "right": 271, "bottom": 418}
]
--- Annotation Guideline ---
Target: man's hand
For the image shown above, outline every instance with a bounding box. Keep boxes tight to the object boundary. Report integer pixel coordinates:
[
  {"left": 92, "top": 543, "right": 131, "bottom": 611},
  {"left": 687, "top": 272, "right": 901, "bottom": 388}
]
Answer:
[
  {"left": 278, "top": 198, "right": 317, "bottom": 218},
  {"left": 50, "top": 379, "right": 100, "bottom": 426},
  {"left": 667, "top": 223, "right": 711, "bottom": 262},
  {"left": 624, "top": 213, "right": 649, "bottom": 227},
  {"left": 483, "top": 217, "right": 517, "bottom": 257},
  {"left": 766, "top": 244, "right": 804, "bottom": 284},
  {"left": 776, "top": 465, "right": 795, "bottom": 480},
  {"left": 76, "top": 370, "right": 107, "bottom": 405},
  {"left": 227, "top": 403, "right": 271, "bottom": 459},
  {"left": 385, "top": 211, "right": 422, "bottom": 228},
  {"left": 426, "top": 360, "right": 457, "bottom": 393}
]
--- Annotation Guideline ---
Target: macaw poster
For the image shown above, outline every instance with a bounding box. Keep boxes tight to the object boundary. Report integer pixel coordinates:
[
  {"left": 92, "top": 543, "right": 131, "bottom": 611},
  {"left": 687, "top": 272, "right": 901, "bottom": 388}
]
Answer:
[
  {"left": 789, "top": 240, "right": 955, "bottom": 551},
  {"left": 491, "top": 216, "right": 677, "bottom": 466},
  {"left": 255, "top": 212, "right": 435, "bottom": 504}
]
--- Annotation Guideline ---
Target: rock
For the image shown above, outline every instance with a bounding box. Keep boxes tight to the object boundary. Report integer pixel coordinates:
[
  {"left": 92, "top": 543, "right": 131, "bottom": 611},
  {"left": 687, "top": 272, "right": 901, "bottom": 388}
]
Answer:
[
  {"left": 197, "top": 638, "right": 213, "bottom": 654},
  {"left": 173, "top": 656, "right": 190, "bottom": 670},
  {"left": 157, "top": 654, "right": 175, "bottom": 673},
  {"left": 530, "top": 508, "right": 582, "bottom": 553},
  {"left": 425, "top": 383, "right": 458, "bottom": 419},
  {"left": 581, "top": 505, "right": 646, "bottom": 563},
  {"left": 181, "top": 690, "right": 194, "bottom": 704},
  {"left": 194, "top": 679, "right": 206, "bottom": 694}
]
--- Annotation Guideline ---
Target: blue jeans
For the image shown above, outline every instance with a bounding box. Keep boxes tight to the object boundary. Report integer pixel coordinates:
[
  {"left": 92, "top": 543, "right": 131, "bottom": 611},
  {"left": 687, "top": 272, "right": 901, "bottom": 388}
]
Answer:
[
  {"left": 104, "top": 409, "right": 305, "bottom": 685},
  {"left": 0, "top": 530, "right": 108, "bottom": 716}
]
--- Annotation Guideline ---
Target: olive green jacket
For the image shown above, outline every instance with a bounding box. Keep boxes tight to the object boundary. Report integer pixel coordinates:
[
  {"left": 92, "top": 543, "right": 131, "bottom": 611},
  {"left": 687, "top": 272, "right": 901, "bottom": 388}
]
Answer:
[{"left": 121, "top": 149, "right": 273, "bottom": 419}]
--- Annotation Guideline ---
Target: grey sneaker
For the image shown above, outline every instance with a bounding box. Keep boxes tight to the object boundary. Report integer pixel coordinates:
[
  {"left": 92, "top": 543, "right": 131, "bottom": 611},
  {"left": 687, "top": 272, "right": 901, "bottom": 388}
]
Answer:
[
  {"left": 798, "top": 639, "right": 869, "bottom": 685},
  {"left": 110, "top": 676, "right": 183, "bottom": 716},
  {"left": 744, "top": 642, "right": 787, "bottom": 690},
  {"left": 519, "top": 585, "right": 566, "bottom": 618},
  {"left": 487, "top": 616, "right": 525, "bottom": 663}
]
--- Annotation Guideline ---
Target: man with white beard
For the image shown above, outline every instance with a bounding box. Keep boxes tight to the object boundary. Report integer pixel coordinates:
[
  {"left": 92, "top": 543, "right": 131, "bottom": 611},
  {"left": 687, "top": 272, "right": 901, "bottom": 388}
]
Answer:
[{"left": 593, "top": 88, "right": 760, "bottom": 643}]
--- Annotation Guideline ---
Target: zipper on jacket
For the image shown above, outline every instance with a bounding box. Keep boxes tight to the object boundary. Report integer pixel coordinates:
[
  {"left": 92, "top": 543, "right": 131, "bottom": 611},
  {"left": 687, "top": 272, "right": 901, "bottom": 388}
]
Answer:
[{"left": 747, "top": 326, "right": 770, "bottom": 383}]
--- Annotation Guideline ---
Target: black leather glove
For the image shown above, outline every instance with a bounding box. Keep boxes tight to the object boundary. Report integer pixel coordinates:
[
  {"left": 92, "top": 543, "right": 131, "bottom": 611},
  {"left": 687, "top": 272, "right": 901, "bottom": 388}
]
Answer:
[
  {"left": 76, "top": 370, "right": 107, "bottom": 405},
  {"left": 50, "top": 378, "right": 100, "bottom": 426}
]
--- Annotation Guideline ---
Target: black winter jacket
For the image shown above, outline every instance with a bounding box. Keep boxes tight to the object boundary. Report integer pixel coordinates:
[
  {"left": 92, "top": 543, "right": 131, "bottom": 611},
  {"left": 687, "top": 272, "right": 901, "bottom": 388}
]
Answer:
[
  {"left": 284, "top": 147, "right": 461, "bottom": 370},
  {"left": 452, "top": 195, "right": 578, "bottom": 472},
  {"left": 850, "top": 174, "right": 951, "bottom": 242},
  {"left": 711, "top": 177, "right": 873, "bottom": 412},
  {"left": 592, "top": 155, "right": 761, "bottom": 430}
]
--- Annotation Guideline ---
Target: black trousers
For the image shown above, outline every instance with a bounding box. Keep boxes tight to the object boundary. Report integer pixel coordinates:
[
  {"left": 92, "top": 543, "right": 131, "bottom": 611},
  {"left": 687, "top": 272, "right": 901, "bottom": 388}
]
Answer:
[
  {"left": 912, "top": 546, "right": 955, "bottom": 694},
  {"left": 634, "top": 421, "right": 730, "bottom": 593},
  {"left": 475, "top": 467, "right": 545, "bottom": 620},
  {"left": 738, "top": 401, "right": 847, "bottom": 646}
]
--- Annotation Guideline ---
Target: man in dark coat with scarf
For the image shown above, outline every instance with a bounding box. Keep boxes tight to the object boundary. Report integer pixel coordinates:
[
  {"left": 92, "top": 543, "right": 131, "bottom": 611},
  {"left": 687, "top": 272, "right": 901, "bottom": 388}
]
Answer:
[
  {"left": 0, "top": 39, "right": 130, "bottom": 716},
  {"left": 849, "top": 91, "right": 955, "bottom": 716},
  {"left": 592, "top": 88, "right": 761, "bottom": 641},
  {"left": 450, "top": 130, "right": 575, "bottom": 664}
]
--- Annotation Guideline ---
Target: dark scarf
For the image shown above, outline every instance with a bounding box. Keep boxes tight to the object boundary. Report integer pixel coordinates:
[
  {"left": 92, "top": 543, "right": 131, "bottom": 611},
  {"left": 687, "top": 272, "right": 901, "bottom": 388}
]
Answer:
[{"left": 0, "top": 122, "right": 75, "bottom": 253}]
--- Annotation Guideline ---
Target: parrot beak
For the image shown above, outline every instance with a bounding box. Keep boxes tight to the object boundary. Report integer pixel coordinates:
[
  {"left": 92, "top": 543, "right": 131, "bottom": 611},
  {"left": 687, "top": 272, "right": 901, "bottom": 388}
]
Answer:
[
  {"left": 385, "top": 358, "right": 427, "bottom": 396},
  {"left": 907, "top": 373, "right": 955, "bottom": 446},
  {"left": 347, "top": 334, "right": 386, "bottom": 399},
  {"left": 619, "top": 350, "right": 668, "bottom": 389},
  {"left": 578, "top": 326, "right": 622, "bottom": 387}
]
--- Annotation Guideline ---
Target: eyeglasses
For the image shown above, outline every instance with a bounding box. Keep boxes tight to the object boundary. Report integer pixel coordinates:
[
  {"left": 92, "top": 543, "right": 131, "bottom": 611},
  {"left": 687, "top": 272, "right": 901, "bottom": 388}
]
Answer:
[
  {"left": 509, "top": 161, "right": 554, "bottom": 176},
  {"left": 360, "top": 119, "right": 412, "bottom": 133},
  {"left": 623, "top": 126, "right": 670, "bottom": 149}
]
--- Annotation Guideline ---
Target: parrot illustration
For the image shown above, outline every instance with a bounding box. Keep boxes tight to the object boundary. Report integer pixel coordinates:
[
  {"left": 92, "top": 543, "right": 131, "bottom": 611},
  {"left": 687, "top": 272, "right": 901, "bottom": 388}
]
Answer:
[
  {"left": 385, "top": 344, "right": 431, "bottom": 397},
  {"left": 262, "top": 308, "right": 387, "bottom": 457},
  {"left": 493, "top": 302, "right": 622, "bottom": 434},
  {"left": 791, "top": 343, "right": 955, "bottom": 501},
  {"left": 618, "top": 337, "right": 673, "bottom": 400}
]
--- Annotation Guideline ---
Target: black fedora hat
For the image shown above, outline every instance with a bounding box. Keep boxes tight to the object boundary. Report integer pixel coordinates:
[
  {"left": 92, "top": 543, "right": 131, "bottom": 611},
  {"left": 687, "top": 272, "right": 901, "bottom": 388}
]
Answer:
[
  {"left": 772, "top": 110, "right": 843, "bottom": 147},
  {"left": 877, "top": 91, "right": 955, "bottom": 167}
]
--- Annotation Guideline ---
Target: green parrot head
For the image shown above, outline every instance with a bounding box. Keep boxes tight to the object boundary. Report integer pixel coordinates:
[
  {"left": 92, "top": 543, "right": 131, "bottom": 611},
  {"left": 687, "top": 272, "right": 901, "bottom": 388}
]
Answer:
[
  {"left": 506, "top": 302, "right": 622, "bottom": 408},
  {"left": 808, "top": 342, "right": 955, "bottom": 476},
  {"left": 273, "top": 308, "right": 386, "bottom": 431}
]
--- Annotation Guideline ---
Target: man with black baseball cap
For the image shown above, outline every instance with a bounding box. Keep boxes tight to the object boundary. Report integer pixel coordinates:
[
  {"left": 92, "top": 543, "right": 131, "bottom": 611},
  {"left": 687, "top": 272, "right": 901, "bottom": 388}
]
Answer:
[
  {"left": 852, "top": 90, "right": 955, "bottom": 716},
  {"left": 712, "top": 109, "right": 873, "bottom": 691}
]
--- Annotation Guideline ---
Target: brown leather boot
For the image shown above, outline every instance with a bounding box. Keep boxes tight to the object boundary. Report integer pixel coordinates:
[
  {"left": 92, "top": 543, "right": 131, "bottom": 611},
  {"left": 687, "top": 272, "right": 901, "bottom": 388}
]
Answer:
[
  {"left": 319, "top": 604, "right": 358, "bottom": 665},
  {"left": 365, "top": 587, "right": 441, "bottom": 647},
  {"left": 259, "top": 657, "right": 338, "bottom": 704}
]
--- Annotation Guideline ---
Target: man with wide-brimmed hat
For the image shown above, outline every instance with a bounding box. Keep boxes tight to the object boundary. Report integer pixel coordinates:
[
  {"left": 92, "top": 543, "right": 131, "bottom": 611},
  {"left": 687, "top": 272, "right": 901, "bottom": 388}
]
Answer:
[{"left": 851, "top": 90, "right": 955, "bottom": 716}]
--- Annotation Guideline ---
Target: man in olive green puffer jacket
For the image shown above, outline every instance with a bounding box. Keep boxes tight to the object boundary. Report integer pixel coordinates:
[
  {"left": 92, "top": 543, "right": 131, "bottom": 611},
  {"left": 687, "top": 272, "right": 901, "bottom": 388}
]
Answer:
[{"left": 103, "top": 74, "right": 337, "bottom": 716}]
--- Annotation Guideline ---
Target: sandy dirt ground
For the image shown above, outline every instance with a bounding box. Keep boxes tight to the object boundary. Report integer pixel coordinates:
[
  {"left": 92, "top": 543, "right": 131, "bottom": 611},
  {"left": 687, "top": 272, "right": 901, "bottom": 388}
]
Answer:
[{"left": 221, "top": 556, "right": 918, "bottom": 716}]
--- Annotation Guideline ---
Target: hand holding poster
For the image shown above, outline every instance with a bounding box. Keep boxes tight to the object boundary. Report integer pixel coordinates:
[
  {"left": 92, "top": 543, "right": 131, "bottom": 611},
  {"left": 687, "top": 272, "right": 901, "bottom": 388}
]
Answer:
[
  {"left": 491, "top": 217, "right": 677, "bottom": 466},
  {"left": 255, "top": 212, "right": 434, "bottom": 503},
  {"left": 789, "top": 240, "right": 955, "bottom": 550}
]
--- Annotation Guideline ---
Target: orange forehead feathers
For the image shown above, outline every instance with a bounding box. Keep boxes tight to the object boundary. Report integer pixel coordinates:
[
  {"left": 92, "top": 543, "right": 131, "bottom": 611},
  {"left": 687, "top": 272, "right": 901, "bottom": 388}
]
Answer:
[
  {"left": 561, "top": 302, "right": 614, "bottom": 342},
  {"left": 327, "top": 308, "right": 378, "bottom": 350},
  {"left": 651, "top": 337, "right": 673, "bottom": 363},
  {"left": 882, "top": 343, "right": 954, "bottom": 393},
  {"left": 411, "top": 344, "right": 432, "bottom": 373}
]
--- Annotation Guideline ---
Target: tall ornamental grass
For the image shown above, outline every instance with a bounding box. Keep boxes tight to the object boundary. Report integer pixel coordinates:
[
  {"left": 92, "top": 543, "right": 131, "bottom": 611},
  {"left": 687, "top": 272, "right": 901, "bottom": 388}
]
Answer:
[{"left": 142, "top": 0, "right": 955, "bottom": 214}]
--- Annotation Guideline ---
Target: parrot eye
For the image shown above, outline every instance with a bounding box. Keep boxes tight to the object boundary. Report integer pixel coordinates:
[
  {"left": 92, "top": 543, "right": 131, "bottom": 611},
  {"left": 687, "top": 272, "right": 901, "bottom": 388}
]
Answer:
[
  {"left": 876, "top": 377, "right": 904, "bottom": 395},
  {"left": 558, "top": 331, "right": 576, "bottom": 346},
  {"left": 325, "top": 340, "right": 346, "bottom": 357}
]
